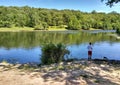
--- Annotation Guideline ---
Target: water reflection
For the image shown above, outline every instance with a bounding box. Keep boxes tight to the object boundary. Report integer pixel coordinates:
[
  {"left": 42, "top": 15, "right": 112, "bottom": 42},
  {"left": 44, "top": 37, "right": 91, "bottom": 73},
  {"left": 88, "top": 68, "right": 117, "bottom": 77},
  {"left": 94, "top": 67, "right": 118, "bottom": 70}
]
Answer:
[{"left": 0, "top": 31, "right": 119, "bottom": 63}]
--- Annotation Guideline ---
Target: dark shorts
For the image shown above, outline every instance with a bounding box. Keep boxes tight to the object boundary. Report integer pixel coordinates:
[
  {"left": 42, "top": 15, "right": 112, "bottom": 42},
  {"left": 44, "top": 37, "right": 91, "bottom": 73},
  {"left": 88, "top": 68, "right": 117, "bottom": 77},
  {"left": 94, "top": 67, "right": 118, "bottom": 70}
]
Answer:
[{"left": 88, "top": 51, "right": 92, "bottom": 56}]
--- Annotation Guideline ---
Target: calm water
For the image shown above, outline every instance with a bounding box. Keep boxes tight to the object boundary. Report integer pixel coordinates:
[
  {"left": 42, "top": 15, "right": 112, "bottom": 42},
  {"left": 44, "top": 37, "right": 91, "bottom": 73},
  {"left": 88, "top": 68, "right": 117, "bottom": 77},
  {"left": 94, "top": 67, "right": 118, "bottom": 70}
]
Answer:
[{"left": 0, "top": 31, "right": 120, "bottom": 64}]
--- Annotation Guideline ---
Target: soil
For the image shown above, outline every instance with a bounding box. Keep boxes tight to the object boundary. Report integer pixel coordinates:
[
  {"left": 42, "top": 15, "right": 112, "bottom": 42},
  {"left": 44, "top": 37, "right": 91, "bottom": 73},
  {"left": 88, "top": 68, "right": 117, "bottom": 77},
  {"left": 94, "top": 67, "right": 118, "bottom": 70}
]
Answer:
[{"left": 0, "top": 60, "right": 120, "bottom": 85}]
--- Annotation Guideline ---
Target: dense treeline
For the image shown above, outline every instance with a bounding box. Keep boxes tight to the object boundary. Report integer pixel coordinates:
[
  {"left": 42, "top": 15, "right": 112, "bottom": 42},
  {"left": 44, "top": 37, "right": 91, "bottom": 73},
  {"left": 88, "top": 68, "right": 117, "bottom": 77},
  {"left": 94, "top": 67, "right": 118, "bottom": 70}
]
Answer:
[{"left": 0, "top": 6, "right": 120, "bottom": 30}]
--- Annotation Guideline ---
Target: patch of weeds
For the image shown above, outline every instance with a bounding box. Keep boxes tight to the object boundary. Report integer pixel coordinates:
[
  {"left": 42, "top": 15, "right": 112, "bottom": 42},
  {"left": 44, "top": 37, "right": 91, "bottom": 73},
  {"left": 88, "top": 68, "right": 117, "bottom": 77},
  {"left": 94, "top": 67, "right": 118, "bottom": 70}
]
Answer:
[
  {"left": 81, "top": 74, "right": 89, "bottom": 78},
  {"left": 41, "top": 68, "right": 49, "bottom": 72},
  {"left": 18, "top": 64, "right": 35, "bottom": 71},
  {"left": 49, "top": 65, "right": 65, "bottom": 71},
  {"left": 72, "top": 65, "right": 82, "bottom": 70},
  {"left": 94, "top": 79, "right": 101, "bottom": 83},
  {"left": 49, "top": 66, "right": 57, "bottom": 71},
  {"left": 0, "top": 60, "right": 13, "bottom": 69},
  {"left": 79, "top": 65, "right": 86, "bottom": 69},
  {"left": 66, "top": 65, "right": 74, "bottom": 70},
  {"left": 58, "top": 65, "right": 65, "bottom": 70}
]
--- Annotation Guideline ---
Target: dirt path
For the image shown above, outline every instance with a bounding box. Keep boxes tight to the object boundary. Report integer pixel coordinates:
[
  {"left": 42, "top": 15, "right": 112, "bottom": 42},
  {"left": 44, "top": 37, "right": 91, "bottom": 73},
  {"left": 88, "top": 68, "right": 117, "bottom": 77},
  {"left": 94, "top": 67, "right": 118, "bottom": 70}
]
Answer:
[{"left": 0, "top": 61, "right": 120, "bottom": 85}]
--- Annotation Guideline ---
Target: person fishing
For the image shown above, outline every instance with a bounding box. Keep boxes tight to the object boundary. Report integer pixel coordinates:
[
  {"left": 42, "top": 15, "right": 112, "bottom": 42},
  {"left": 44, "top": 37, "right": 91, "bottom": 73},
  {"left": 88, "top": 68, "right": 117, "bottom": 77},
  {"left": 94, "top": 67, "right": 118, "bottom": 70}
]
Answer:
[{"left": 87, "top": 42, "right": 93, "bottom": 60}]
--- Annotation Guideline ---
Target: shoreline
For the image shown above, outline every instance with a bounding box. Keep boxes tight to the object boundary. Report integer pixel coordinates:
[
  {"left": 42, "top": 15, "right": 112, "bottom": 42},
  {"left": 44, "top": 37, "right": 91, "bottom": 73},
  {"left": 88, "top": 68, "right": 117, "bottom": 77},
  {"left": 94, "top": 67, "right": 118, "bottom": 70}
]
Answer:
[
  {"left": 0, "top": 30, "right": 69, "bottom": 32},
  {"left": 108, "top": 34, "right": 120, "bottom": 39},
  {"left": 0, "top": 28, "right": 116, "bottom": 33}
]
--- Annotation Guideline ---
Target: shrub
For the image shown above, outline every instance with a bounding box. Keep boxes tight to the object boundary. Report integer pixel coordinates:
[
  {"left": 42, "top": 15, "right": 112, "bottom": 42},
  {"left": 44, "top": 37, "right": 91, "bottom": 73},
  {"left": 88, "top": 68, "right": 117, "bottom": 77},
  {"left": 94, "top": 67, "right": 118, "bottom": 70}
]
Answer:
[
  {"left": 41, "top": 43, "right": 70, "bottom": 65},
  {"left": 116, "top": 28, "right": 120, "bottom": 35}
]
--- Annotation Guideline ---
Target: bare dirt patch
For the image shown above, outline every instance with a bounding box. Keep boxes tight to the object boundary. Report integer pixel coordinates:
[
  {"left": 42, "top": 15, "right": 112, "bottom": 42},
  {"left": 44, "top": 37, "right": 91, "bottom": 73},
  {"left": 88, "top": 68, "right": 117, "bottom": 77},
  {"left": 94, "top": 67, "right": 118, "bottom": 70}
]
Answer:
[{"left": 0, "top": 60, "right": 120, "bottom": 85}]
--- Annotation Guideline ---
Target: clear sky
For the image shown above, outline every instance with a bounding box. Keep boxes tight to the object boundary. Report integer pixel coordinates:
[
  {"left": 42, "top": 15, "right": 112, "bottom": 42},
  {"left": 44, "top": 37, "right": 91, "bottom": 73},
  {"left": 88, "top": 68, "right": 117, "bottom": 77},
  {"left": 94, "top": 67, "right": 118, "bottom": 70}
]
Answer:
[{"left": 0, "top": 0, "right": 120, "bottom": 13}]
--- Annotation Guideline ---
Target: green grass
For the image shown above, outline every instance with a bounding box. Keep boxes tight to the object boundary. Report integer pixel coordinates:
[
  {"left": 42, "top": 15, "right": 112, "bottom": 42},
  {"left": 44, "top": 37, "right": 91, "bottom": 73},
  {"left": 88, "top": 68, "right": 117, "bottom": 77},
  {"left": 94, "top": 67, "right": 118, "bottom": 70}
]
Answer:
[
  {"left": 0, "top": 27, "right": 34, "bottom": 32},
  {"left": 48, "top": 26, "right": 67, "bottom": 31},
  {"left": 0, "top": 26, "right": 67, "bottom": 32},
  {"left": 89, "top": 28, "right": 101, "bottom": 30}
]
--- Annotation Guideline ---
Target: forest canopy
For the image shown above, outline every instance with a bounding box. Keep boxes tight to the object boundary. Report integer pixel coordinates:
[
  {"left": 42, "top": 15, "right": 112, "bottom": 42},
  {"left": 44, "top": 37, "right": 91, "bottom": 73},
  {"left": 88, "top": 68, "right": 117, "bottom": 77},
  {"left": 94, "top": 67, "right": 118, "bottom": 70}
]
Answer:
[{"left": 0, "top": 6, "right": 120, "bottom": 30}]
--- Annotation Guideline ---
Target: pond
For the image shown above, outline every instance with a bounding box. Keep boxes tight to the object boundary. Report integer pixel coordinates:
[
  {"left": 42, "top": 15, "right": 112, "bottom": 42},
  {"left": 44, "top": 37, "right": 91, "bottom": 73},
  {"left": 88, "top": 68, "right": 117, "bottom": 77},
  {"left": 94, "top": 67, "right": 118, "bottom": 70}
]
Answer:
[{"left": 0, "top": 30, "right": 120, "bottom": 64}]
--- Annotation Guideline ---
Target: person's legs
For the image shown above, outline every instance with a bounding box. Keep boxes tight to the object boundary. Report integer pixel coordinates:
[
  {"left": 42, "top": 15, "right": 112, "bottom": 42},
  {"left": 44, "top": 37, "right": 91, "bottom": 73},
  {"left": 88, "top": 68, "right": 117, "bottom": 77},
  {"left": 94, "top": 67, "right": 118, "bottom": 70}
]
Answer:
[
  {"left": 88, "top": 55, "right": 91, "bottom": 60},
  {"left": 88, "top": 51, "right": 92, "bottom": 60}
]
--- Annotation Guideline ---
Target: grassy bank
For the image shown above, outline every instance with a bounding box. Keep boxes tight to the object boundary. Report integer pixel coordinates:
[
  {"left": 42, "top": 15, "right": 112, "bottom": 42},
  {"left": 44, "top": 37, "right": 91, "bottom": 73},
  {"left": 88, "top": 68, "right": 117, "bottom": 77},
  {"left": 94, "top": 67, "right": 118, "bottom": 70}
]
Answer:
[
  {"left": 0, "top": 27, "right": 34, "bottom": 32},
  {"left": 0, "top": 26, "right": 103, "bottom": 32},
  {"left": 47, "top": 26, "right": 67, "bottom": 31},
  {"left": 0, "top": 26, "right": 67, "bottom": 32}
]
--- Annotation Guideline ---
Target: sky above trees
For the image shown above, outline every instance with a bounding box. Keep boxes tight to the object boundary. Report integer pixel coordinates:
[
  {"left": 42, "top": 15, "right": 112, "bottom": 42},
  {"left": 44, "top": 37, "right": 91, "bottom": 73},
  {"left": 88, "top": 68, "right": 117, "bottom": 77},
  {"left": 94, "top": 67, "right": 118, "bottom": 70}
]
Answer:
[{"left": 0, "top": 0, "right": 120, "bottom": 13}]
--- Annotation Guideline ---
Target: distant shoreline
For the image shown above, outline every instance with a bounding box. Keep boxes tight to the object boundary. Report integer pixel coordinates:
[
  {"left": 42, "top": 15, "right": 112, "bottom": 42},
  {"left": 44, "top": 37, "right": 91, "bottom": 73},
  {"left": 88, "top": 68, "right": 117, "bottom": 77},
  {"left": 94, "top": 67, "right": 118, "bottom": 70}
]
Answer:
[
  {"left": 108, "top": 34, "right": 120, "bottom": 40},
  {"left": 0, "top": 27, "right": 68, "bottom": 32},
  {"left": 0, "top": 28, "right": 115, "bottom": 32}
]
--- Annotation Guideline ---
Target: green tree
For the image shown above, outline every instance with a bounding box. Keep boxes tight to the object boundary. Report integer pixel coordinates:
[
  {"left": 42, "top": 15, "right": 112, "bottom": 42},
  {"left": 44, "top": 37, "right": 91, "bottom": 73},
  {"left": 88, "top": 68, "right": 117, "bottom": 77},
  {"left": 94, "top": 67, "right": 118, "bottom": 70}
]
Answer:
[
  {"left": 102, "top": 0, "right": 120, "bottom": 7},
  {"left": 67, "top": 15, "right": 80, "bottom": 30}
]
